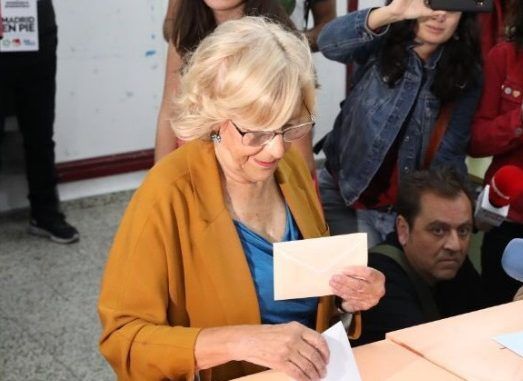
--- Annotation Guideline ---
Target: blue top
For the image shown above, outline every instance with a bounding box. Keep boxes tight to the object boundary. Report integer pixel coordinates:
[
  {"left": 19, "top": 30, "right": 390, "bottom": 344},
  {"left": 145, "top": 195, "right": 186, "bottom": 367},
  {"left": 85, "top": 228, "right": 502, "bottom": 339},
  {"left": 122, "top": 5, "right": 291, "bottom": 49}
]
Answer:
[
  {"left": 234, "top": 206, "right": 318, "bottom": 328},
  {"left": 317, "top": 8, "right": 482, "bottom": 205}
]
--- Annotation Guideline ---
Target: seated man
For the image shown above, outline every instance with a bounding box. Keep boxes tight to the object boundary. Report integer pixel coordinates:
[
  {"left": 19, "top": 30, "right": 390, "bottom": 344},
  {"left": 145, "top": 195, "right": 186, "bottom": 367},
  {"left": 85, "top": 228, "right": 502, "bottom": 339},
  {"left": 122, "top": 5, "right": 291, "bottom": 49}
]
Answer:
[{"left": 353, "top": 168, "right": 484, "bottom": 346}]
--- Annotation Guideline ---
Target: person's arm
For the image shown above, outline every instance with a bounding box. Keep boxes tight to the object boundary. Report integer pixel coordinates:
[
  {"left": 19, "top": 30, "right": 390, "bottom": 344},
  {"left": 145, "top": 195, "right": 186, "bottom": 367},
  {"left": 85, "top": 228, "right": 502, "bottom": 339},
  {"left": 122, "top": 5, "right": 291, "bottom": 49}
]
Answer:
[
  {"left": 195, "top": 322, "right": 329, "bottom": 381},
  {"left": 469, "top": 44, "right": 523, "bottom": 158},
  {"left": 305, "top": 0, "right": 336, "bottom": 52},
  {"left": 317, "top": 8, "right": 389, "bottom": 64},
  {"left": 154, "top": 42, "right": 183, "bottom": 162},
  {"left": 366, "top": 0, "right": 436, "bottom": 30},
  {"left": 318, "top": 0, "right": 437, "bottom": 64},
  {"left": 162, "top": 0, "right": 177, "bottom": 42},
  {"left": 155, "top": 0, "right": 183, "bottom": 162},
  {"left": 98, "top": 184, "right": 201, "bottom": 380}
]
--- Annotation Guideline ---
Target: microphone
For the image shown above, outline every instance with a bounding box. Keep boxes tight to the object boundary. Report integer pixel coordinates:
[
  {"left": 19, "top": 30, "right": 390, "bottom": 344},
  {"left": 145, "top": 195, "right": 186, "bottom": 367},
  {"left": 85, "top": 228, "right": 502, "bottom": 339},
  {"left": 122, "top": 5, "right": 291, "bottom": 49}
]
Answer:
[
  {"left": 501, "top": 238, "right": 523, "bottom": 283},
  {"left": 474, "top": 165, "right": 523, "bottom": 229}
]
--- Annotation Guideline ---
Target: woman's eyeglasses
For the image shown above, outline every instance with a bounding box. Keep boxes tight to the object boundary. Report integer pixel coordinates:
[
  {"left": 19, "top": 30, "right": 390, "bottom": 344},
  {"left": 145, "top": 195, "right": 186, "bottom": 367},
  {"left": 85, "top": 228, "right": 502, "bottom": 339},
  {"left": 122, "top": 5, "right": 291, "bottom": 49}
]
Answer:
[{"left": 231, "top": 111, "right": 315, "bottom": 147}]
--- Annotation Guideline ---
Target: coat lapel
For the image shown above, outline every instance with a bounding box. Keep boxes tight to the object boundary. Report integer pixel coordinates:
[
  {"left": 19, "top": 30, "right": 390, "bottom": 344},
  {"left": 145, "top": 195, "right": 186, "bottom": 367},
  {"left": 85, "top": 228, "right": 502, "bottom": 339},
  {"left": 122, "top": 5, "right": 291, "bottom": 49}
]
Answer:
[
  {"left": 188, "top": 141, "right": 261, "bottom": 325},
  {"left": 276, "top": 152, "right": 326, "bottom": 240}
]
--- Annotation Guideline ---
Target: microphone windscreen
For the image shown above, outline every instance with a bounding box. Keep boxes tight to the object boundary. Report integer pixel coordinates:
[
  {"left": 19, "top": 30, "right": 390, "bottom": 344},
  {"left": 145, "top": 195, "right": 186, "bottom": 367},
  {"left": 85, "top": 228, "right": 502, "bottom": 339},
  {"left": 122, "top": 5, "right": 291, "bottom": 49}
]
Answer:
[
  {"left": 501, "top": 238, "right": 523, "bottom": 282},
  {"left": 490, "top": 165, "right": 523, "bottom": 207}
]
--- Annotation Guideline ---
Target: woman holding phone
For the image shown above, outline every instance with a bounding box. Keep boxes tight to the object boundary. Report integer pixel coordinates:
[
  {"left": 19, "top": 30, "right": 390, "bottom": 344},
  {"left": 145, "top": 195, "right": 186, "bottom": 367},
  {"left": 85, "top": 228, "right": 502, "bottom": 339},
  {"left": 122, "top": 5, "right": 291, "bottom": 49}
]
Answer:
[{"left": 315, "top": 0, "right": 482, "bottom": 247}]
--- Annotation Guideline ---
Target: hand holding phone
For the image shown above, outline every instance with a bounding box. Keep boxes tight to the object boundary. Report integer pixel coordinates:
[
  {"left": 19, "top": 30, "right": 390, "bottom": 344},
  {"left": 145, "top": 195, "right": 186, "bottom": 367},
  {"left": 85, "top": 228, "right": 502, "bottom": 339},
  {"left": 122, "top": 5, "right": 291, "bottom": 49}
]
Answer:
[
  {"left": 386, "top": 0, "right": 437, "bottom": 21},
  {"left": 424, "top": 0, "right": 493, "bottom": 12}
]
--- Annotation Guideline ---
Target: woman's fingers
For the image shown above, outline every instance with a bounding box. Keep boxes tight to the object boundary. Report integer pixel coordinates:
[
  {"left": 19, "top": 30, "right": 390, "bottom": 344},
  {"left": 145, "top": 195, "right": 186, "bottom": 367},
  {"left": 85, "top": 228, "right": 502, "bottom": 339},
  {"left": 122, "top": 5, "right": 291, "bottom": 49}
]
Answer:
[
  {"left": 239, "top": 322, "right": 329, "bottom": 381},
  {"left": 289, "top": 326, "right": 329, "bottom": 380},
  {"left": 330, "top": 267, "right": 386, "bottom": 312},
  {"left": 302, "top": 327, "right": 330, "bottom": 362},
  {"left": 287, "top": 343, "right": 325, "bottom": 380}
]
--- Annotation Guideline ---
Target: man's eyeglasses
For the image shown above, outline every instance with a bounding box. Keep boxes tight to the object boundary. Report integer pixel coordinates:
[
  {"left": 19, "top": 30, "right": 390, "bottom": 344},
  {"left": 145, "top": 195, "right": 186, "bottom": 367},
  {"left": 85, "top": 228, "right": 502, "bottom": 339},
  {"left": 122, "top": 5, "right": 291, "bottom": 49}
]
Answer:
[{"left": 230, "top": 113, "right": 315, "bottom": 147}]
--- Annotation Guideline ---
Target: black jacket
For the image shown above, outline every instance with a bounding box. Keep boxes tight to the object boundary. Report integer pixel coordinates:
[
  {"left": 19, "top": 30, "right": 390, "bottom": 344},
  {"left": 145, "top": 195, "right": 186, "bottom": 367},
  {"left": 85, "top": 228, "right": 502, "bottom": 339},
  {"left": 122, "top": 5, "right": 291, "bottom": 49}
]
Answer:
[{"left": 352, "top": 233, "right": 484, "bottom": 346}]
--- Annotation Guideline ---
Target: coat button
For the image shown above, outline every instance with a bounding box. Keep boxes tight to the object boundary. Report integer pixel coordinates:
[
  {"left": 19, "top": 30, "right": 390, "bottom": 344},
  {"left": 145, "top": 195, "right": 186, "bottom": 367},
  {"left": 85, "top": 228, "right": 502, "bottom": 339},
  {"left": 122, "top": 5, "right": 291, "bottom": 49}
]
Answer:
[{"left": 516, "top": 128, "right": 523, "bottom": 138}]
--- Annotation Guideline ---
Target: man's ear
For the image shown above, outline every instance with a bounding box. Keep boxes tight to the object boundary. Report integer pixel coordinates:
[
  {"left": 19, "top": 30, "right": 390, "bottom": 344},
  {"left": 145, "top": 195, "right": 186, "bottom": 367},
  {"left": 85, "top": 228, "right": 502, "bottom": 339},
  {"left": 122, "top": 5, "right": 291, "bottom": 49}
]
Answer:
[{"left": 396, "top": 215, "right": 410, "bottom": 247}]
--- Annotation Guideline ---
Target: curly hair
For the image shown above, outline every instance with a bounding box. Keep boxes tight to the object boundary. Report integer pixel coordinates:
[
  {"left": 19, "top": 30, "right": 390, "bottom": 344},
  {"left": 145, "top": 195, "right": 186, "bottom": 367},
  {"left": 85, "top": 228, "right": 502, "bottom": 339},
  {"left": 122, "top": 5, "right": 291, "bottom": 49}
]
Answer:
[
  {"left": 377, "top": 10, "right": 482, "bottom": 103},
  {"left": 166, "top": 0, "right": 296, "bottom": 56},
  {"left": 506, "top": 0, "right": 523, "bottom": 49},
  {"left": 171, "top": 17, "right": 316, "bottom": 141}
]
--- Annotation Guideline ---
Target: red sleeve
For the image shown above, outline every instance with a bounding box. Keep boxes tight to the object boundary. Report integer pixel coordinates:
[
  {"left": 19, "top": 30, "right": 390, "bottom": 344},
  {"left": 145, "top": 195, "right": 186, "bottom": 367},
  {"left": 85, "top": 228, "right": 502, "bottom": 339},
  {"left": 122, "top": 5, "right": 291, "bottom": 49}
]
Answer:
[{"left": 469, "top": 43, "right": 523, "bottom": 157}]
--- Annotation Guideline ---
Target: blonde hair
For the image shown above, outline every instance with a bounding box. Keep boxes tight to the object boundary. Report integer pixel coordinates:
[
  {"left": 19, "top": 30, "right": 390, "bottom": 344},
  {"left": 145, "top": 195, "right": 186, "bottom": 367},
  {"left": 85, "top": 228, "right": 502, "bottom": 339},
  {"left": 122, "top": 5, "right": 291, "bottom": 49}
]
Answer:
[{"left": 171, "top": 16, "right": 316, "bottom": 141}]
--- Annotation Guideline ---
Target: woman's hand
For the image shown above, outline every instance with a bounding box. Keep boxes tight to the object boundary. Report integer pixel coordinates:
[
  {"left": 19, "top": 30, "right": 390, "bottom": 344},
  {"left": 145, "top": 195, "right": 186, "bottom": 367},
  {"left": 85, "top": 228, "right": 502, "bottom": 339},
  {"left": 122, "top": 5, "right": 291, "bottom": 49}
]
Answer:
[
  {"left": 329, "top": 266, "right": 386, "bottom": 312},
  {"left": 386, "top": 0, "right": 439, "bottom": 20},
  {"left": 368, "top": 0, "right": 447, "bottom": 31},
  {"left": 368, "top": 0, "right": 440, "bottom": 31},
  {"left": 234, "top": 322, "right": 329, "bottom": 381}
]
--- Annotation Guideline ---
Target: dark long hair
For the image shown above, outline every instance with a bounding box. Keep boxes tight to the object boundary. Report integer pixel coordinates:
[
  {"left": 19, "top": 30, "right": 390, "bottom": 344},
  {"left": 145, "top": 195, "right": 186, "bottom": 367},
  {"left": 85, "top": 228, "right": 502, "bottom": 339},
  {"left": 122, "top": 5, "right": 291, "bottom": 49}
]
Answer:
[
  {"left": 168, "top": 0, "right": 295, "bottom": 56},
  {"left": 377, "top": 11, "right": 482, "bottom": 103},
  {"left": 506, "top": 0, "right": 523, "bottom": 50}
]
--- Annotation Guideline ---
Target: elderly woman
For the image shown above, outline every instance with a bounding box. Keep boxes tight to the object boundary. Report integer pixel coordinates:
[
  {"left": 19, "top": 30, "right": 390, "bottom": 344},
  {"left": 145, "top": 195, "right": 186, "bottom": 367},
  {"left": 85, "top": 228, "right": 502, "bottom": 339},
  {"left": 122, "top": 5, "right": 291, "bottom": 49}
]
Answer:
[{"left": 98, "top": 17, "right": 385, "bottom": 381}]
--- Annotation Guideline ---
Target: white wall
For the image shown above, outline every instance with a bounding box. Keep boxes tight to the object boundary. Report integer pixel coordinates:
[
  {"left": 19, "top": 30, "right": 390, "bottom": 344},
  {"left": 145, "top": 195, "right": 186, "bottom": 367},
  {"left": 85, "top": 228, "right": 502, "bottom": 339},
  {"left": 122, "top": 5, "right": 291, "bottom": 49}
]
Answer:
[
  {"left": 53, "top": 0, "right": 168, "bottom": 162},
  {"left": 359, "top": 0, "right": 386, "bottom": 8},
  {"left": 52, "top": 0, "right": 355, "bottom": 164},
  {"left": 4, "top": 0, "right": 403, "bottom": 212},
  {"left": 310, "top": 0, "right": 347, "bottom": 150}
]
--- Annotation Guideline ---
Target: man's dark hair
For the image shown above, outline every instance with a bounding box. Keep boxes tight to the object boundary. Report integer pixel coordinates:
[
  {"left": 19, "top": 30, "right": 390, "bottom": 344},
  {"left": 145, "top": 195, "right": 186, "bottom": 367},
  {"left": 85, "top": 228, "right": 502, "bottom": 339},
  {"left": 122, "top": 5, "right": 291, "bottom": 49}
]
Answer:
[{"left": 397, "top": 167, "right": 474, "bottom": 226}]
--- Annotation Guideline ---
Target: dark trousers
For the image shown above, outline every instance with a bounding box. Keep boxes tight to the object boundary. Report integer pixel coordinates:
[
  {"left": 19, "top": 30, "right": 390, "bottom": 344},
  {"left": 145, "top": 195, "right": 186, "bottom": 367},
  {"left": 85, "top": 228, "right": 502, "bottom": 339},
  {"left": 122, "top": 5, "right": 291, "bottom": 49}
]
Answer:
[
  {"left": 0, "top": 38, "right": 60, "bottom": 220},
  {"left": 481, "top": 221, "right": 523, "bottom": 306}
]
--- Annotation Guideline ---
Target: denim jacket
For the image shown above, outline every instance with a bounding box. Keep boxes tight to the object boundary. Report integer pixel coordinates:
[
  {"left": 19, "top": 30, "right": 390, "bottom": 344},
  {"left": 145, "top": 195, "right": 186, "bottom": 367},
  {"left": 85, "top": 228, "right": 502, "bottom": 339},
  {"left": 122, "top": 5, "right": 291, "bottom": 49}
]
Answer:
[{"left": 318, "top": 9, "right": 482, "bottom": 206}]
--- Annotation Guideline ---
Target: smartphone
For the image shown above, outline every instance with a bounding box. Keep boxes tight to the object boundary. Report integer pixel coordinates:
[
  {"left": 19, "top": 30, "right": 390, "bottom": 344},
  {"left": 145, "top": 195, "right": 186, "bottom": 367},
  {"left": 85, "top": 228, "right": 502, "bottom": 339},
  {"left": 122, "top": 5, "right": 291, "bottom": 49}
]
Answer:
[{"left": 425, "top": 0, "right": 493, "bottom": 12}]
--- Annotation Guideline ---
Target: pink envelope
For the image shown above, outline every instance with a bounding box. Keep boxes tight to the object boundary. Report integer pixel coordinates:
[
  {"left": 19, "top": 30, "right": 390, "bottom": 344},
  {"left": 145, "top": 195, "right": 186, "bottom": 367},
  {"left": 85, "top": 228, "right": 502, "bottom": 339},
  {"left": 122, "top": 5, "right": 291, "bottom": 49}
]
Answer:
[
  {"left": 273, "top": 233, "right": 368, "bottom": 300},
  {"left": 387, "top": 301, "right": 523, "bottom": 381}
]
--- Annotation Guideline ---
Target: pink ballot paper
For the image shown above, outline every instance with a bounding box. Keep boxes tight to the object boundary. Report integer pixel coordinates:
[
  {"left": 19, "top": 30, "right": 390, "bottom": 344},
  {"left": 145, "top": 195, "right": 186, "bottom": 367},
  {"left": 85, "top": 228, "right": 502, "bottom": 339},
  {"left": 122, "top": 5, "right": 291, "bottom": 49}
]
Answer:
[{"left": 273, "top": 233, "right": 368, "bottom": 300}]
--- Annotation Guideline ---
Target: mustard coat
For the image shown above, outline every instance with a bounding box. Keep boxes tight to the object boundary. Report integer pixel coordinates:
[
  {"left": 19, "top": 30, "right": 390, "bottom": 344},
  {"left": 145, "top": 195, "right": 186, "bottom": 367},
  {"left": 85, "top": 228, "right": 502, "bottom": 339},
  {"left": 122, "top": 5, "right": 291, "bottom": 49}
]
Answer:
[{"left": 98, "top": 140, "right": 359, "bottom": 381}]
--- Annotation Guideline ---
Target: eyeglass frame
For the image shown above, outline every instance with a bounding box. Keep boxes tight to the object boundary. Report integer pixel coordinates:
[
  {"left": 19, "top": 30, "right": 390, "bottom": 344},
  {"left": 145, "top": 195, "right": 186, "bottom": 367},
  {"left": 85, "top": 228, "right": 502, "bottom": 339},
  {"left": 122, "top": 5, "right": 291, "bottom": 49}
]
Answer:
[{"left": 229, "top": 107, "right": 316, "bottom": 147}]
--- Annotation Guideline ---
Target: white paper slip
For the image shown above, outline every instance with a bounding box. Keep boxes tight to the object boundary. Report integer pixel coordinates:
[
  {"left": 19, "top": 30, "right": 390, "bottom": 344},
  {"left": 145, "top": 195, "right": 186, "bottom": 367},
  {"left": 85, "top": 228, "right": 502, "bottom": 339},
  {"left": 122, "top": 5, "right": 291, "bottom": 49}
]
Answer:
[
  {"left": 321, "top": 321, "right": 362, "bottom": 381},
  {"left": 273, "top": 233, "right": 367, "bottom": 300},
  {"left": 493, "top": 330, "right": 523, "bottom": 358}
]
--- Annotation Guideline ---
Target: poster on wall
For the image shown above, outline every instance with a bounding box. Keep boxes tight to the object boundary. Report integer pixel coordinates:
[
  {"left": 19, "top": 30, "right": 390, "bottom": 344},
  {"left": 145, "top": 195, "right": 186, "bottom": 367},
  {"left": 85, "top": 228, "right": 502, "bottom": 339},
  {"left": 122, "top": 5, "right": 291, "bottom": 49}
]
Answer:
[{"left": 0, "top": 0, "right": 39, "bottom": 52}]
